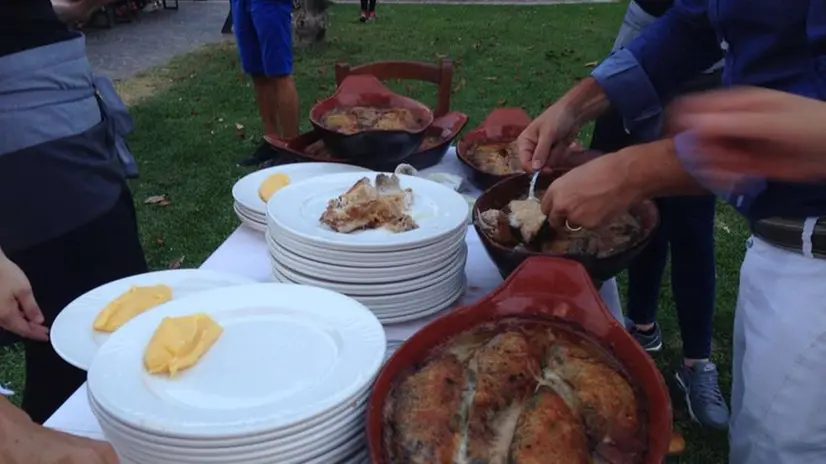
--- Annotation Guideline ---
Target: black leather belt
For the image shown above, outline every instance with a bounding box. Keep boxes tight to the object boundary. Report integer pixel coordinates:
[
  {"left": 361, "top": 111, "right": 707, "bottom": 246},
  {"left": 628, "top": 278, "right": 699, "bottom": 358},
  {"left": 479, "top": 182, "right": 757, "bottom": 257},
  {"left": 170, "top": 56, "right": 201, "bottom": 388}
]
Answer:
[{"left": 752, "top": 217, "right": 826, "bottom": 259}]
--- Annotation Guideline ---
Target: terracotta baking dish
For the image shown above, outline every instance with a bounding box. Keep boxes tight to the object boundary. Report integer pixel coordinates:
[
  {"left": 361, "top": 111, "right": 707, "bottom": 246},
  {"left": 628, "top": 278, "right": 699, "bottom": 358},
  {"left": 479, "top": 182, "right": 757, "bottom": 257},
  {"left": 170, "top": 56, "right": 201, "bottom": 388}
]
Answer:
[
  {"left": 456, "top": 107, "right": 531, "bottom": 190},
  {"left": 266, "top": 111, "right": 468, "bottom": 172},
  {"left": 309, "top": 75, "right": 434, "bottom": 165},
  {"left": 367, "top": 256, "right": 673, "bottom": 463}
]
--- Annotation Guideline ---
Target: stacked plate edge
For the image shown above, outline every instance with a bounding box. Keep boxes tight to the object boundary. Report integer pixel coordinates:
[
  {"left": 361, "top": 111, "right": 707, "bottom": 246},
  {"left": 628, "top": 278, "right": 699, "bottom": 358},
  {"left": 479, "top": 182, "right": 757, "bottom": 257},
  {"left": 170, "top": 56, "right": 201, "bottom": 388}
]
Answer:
[
  {"left": 266, "top": 172, "right": 470, "bottom": 324},
  {"left": 87, "top": 283, "right": 384, "bottom": 464}
]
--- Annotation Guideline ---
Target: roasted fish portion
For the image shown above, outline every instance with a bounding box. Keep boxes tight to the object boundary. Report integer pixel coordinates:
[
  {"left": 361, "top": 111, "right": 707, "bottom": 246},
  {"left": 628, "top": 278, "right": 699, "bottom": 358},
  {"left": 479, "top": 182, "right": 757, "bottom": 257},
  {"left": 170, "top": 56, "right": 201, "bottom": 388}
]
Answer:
[
  {"left": 323, "top": 107, "right": 419, "bottom": 135},
  {"left": 320, "top": 174, "right": 417, "bottom": 233},
  {"left": 545, "top": 342, "right": 640, "bottom": 450},
  {"left": 389, "top": 355, "right": 466, "bottom": 464},
  {"left": 466, "top": 331, "right": 543, "bottom": 463},
  {"left": 509, "top": 387, "right": 591, "bottom": 464},
  {"left": 507, "top": 199, "right": 546, "bottom": 244},
  {"left": 469, "top": 141, "right": 523, "bottom": 175}
]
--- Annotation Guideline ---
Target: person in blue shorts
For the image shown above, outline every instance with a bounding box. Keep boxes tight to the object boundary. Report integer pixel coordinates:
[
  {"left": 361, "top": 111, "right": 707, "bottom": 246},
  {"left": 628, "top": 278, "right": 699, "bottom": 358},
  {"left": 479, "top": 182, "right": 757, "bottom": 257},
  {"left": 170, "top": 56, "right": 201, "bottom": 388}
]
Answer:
[{"left": 231, "top": 0, "right": 299, "bottom": 151}]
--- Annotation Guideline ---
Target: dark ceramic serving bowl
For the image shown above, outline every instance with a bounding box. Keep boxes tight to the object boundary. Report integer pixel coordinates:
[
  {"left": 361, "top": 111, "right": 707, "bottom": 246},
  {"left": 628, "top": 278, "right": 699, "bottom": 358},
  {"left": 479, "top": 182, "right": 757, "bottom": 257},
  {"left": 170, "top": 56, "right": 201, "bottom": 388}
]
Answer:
[
  {"left": 367, "top": 257, "right": 674, "bottom": 464},
  {"left": 266, "top": 111, "right": 467, "bottom": 171},
  {"left": 309, "top": 75, "right": 434, "bottom": 165},
  {"left": 472, "top": 172, "right": 659, "bottom": 283}
]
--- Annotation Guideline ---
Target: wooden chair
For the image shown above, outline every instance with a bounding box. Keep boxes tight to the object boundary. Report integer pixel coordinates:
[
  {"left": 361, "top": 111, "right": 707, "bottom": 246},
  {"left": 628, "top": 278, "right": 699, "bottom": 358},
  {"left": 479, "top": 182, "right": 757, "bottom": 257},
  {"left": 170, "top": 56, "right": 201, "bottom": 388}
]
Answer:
[{"left": 334, "top": 59, "right": 454, "bottom": 118}]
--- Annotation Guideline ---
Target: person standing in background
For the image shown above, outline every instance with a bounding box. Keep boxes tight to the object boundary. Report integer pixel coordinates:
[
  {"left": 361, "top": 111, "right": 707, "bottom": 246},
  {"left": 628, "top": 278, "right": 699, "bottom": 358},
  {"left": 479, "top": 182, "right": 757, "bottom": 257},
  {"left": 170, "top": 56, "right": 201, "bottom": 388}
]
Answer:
[
  {"left": 0, "top": 0, "right": 148, "bottom": 423},
  {"left": 359, "top": 0, "right": 376, "bottom": 22},
  {"left": 588, "top": 0, "right": 729, "bottom": 430},
  {"left": 231, "top": 0, "right": 300, "bottom": 166}
]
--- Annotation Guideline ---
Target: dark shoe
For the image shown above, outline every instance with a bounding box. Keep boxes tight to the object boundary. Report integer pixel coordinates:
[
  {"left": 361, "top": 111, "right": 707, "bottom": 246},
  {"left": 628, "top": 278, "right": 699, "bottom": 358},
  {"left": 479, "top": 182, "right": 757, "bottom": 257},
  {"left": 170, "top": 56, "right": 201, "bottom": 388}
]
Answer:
[
  {"left": 624, "top": 317, "right": 663, "bottom": 352},
  {"left": 675, "top": 361, "right": 730, "bottom": 429},
  {"left": 359, "top": 11, "right": 368, "bottom": 22},
  {"left": 237, "top": 140, "right": 277, "bottom": 167}
]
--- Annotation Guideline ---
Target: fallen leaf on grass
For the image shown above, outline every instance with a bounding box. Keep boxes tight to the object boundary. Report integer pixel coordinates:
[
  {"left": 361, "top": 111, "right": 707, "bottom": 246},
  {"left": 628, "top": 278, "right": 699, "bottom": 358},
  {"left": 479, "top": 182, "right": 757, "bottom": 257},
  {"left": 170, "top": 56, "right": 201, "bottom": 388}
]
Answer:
[
  {"left": 235, "top": 123, "right": 246, "bottom": 140},
  {"left": 168, "top": 256, "right": 185, "bottom": 269},
  {"left": 584, "top": 61, "right": 598, "bottom": 68},
  {"left": 484, "top": 76, "right": 498, "bottom": 81},
  {"left": 144, "top": 195, "right": 171, "bottom": 206},
  {"left": 155, "top": 238, "right": 165, "bottom": 247}
]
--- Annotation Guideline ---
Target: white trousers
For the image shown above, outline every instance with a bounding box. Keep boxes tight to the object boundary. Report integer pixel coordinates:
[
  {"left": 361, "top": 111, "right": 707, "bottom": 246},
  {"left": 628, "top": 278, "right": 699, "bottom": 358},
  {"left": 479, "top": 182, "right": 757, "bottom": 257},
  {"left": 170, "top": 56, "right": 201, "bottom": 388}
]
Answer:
[{"left": 730, "top": 236, "right": 826, "bottom": 463}]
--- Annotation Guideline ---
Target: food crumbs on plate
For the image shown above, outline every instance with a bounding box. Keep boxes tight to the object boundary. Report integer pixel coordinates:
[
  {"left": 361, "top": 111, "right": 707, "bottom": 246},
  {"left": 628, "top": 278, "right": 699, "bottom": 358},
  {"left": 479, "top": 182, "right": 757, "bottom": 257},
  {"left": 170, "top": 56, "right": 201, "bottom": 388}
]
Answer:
[
  {"left": 258, "top": 173, "right": 291, "bottom": 202},
  {"left": 93, "top": 285, "right": 173, "bottom": 333},
  {"left": 144, "top": 313, "right": 223, "bottom": 377}
]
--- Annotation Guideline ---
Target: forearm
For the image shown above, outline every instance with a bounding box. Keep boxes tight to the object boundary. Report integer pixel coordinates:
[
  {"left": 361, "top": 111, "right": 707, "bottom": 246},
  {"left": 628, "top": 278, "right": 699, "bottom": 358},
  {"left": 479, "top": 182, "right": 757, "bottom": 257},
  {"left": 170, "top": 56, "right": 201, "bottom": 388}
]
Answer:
[
  {"left": 52, "top": 0, "right": 115, "bottom": 23},
  {"left": 614, "top": 138, "right": 709, "bottom": 198},
  {"left": 558, "top": 77, "right": 611, "bottom": 126}
]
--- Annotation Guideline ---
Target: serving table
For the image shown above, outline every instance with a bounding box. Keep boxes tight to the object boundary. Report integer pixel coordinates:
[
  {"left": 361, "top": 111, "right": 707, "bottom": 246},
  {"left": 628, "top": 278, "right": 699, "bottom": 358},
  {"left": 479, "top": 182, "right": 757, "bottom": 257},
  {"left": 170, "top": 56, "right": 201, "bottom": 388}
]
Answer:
[{"left": 43, "top": 149, "right": 621, "bottom": 440}]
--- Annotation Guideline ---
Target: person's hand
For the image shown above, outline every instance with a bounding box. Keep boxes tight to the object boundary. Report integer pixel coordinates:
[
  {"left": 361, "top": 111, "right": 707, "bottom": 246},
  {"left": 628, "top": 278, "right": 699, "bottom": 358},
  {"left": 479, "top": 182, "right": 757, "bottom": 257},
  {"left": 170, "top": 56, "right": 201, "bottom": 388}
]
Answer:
[
  {"left": 517, "top": 102, "right": 581, "bottom": 172},
  {"left": 668, "top": 87, "right": 826, "bottom": 182},
  {"left": 540, "top": 151, "right": 640, "bottom": 230},
  {"left": 51, "top": 0, "right": 96, "bottom": 23},
  {"left": 0, "top": 253, "right": 48, "bottom": 341},
  {"left": 0, "top": 397, "right": 119, "bottom": 463}
]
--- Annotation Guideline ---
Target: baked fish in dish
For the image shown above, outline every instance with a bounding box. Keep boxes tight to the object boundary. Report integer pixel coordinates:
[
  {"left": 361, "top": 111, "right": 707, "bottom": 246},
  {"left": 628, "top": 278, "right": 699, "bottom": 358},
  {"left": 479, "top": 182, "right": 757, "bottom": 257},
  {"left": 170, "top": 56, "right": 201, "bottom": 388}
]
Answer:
[{"left": 320, "top": 173, "right": 417, "bottom": 233}]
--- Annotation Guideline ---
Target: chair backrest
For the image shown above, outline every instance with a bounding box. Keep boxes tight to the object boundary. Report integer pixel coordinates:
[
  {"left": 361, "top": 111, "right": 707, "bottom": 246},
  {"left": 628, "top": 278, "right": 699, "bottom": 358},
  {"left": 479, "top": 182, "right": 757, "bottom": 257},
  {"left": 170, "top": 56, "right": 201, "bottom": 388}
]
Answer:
[{"left": 333, "top": 59, "right": 454, "bottom": 118}]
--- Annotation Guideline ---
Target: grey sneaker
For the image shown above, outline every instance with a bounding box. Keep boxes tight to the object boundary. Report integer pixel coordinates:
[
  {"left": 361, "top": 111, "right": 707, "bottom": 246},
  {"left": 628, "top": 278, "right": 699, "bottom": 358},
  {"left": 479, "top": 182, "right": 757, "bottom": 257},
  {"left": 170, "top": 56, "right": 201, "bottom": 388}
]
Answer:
[
  {"left": 624, "top": 317, "right": 663, "bottom": 352},
  {"left": 675, "top": 361, "right": 730, "bottom": 429}
]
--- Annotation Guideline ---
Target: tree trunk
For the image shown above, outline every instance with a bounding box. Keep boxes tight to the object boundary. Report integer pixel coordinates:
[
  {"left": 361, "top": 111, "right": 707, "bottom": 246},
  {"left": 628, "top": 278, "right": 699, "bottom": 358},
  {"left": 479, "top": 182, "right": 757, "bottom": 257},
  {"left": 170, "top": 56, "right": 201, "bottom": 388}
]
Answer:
[{"left": 293, "top": 0, "right": 329, "bottom": 46}]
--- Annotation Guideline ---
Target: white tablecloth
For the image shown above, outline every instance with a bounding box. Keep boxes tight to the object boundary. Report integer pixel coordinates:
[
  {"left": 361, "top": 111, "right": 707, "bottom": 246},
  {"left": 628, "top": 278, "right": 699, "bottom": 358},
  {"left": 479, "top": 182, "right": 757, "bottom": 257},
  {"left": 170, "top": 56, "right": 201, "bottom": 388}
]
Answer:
[{"left": 42, "top": 149, "right": 505, "bottom": 439}]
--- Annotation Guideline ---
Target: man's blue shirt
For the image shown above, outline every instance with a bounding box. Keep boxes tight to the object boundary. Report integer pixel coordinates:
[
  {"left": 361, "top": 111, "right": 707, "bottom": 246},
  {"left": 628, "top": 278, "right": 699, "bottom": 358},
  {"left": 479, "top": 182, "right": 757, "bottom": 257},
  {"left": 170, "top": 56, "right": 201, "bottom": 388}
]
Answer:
[{"left": 592, "top": 0, "right": 826, "bottom": 222}]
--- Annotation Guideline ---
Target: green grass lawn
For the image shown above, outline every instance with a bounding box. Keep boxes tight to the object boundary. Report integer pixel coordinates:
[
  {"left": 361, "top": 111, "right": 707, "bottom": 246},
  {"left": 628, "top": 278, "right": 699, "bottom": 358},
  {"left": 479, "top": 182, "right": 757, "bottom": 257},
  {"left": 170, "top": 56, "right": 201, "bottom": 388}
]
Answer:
[{"left": 0, "top": 3, "right": 744, "bottom": 462}]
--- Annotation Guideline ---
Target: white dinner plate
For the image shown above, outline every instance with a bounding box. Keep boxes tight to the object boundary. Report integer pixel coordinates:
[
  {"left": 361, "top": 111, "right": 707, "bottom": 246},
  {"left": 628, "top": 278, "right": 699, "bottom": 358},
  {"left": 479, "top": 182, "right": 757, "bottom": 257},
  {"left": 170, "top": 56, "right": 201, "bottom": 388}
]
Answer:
[
  {"left": 234, "top": 205, "right": 267, "bottom": 232},
  {"left": 272, "top": 247, "right": 467, "bottom": 296},
  {"left": 51, "top": 269, "right": 256, "bottom": 371},
  {"left": 269, "top": 239, "right": 465, "bottom": 284},
  {"left": 91, "top": 392, "right": 368, "bottom": 458},
  {"left": 88, "top": 283, "right": 385, "bottom": 438},
  {"left": 233, "top": 163, "right": 372, "bottom": 215},
  {"left": 268, "top": 173, "right": 469, "bottom": 252},
  {"left": 267, "top": 225, "right": 467, "bottom": 268},
  {"left": 88, "top": 381, "right": 373, "bottom": 447},
  {"left": 272, "top": 260, "right": 465, "bottom": 308}
]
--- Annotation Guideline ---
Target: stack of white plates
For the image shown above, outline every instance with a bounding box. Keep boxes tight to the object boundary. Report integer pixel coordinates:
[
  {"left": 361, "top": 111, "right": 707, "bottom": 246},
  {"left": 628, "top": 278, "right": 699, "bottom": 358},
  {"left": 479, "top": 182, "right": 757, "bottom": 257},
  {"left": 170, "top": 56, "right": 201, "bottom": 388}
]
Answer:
[
  {"left": 266, "top": 172, "right": 470, "bottom": 324},
  {"left": 87, "top": 283, "right": 384, "bottom": 464},
  {"left": 232, "top": 163, "right": 372, "bottom": 232}
]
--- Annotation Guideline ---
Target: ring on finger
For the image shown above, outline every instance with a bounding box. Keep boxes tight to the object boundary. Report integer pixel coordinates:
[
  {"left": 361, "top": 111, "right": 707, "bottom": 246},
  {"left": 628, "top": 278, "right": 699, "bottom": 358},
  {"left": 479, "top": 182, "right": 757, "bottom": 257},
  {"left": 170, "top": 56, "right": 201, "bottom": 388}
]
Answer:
[{"left": 565, "top": 220, "right": 583, "bottom": 232}]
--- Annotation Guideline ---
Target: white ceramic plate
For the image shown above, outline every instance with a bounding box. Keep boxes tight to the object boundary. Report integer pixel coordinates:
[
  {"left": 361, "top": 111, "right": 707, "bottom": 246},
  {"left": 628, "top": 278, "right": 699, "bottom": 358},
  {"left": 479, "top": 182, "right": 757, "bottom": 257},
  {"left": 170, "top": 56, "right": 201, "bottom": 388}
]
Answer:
[
  {"left": 267, "top": 225, "right": 467, "bottom": 268},
  {"left": 233, "top": 164, "right": 372, "bottom": 215},
  {"left": 375, "top": 280, "right": 466, "bottom": 324},
  {"left": 51, "top": 269, "right": 256, "bottom": 371},
  {"left": 272, "top": 248, "right": 467, "bottom": 296},
  {"left": 234, "top": 204, "right": 267, "bottom": 232},
  {"left": 88, "top": 382, "right": 373, "bottom": 447},
  {"left": 88, "top": 283, "right": 385, "bottom": 438},
  {"left": 91, "top": 393, "right": 368, "bottom": 459},
  {"left": 268, "top": 173, "right": 469, "bottom": 252},
  {"left": 235, "top": 202, "right": 266, "bottom": 220},
  {"left": 271, "top": 259, "right": 466, "bottom": 308},
  {"left": 269, "top": 239, "right": 465, "bottom": 284}
]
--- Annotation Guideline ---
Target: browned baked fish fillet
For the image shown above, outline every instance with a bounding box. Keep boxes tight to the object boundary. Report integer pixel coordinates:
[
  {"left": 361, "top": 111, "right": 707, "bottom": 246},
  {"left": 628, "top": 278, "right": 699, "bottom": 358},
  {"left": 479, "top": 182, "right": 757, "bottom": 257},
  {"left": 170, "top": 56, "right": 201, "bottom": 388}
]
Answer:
[
  {"left": 391, "top": 354, "right": 466, "bottom": 464},
  {"left": 465, "top": 331, "right": 543, "bottom": 463},
  {"left": 545, "top": 342, "right": 641, "bottom": 451},
  {"left": 508, "top": 387, "right": 591, "bottom": 464}
]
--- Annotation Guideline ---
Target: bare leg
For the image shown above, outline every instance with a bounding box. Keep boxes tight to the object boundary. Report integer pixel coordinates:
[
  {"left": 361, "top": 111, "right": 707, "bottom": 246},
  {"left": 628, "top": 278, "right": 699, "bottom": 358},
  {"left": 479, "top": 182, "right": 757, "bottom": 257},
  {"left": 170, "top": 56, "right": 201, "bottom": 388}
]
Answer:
[
  {"left": 252, "top": 75, "right": 280, "bottom": 136},
  {"left": 272, "top": 75, "right": 300, "bottom": 138}
]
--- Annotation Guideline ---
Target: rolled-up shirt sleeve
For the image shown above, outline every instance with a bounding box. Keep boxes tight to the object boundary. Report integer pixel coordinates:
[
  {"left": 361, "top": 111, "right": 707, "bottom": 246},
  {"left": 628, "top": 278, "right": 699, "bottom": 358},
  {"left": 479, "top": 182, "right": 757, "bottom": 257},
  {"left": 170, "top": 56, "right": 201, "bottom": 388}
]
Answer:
[{"left": 591, "top": 0, "right": 721, "bottom": 138}]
